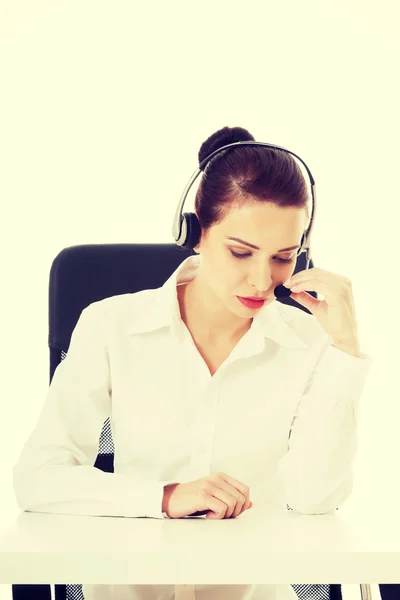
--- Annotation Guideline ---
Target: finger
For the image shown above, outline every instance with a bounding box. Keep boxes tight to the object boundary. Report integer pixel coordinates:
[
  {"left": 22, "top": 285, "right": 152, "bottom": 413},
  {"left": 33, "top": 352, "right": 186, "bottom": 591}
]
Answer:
[
  {"left": 238, "top": 499, "right": 251, "bottom": 516},
  {"left": 202, "top": 482, "right": 240, "bottom": 519},
  {"left": 240, "top": 496, "right": 252, "bottom": 514},
  {"left": 286, "top": 270, "right": 350, "bottom": 294},
  {"left": 219, "top": 473, "right": 250, "bottom": 505},
  {"left": 286, "top": 267, "right": 337, "bottom": 286},
  {"left": 211, "top": 483, "right": 245, "bottom": 518},
  {"left": 214, "top": 475, "right": 247, "bottom": 517},
  {"left": 288, "top": 290, "right": 324, "bottom": 314},
  {"left": 205, "top": 495, "right": 231, "bottom": 520},
  {"left": 230, "top": 487, "right": 246, "bottom": 517},
  {"left": 288, "top": 279, "right": 343, "bottom": 303}
]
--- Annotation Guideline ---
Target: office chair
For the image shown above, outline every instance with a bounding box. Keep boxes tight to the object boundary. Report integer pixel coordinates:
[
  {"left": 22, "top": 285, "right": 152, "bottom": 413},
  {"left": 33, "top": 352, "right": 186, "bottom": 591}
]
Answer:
[{"left": 11, "top": 243, "right": 370, "bottom": 600}]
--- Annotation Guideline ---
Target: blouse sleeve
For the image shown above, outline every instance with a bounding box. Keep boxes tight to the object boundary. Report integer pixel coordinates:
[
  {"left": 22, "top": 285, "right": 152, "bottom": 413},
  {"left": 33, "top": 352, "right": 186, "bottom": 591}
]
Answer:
[
  {"left": 277, "top": 341, "right": 373, "bottom": 514},
  {"left": 13, "top": 301, "right": 176, "bottom": 519}
]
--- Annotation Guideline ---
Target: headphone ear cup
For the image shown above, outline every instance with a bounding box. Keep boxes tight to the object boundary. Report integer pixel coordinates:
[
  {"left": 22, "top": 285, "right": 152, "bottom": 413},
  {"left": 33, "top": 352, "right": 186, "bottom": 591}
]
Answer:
[{"left": 181, "top": 212, "right": 201, "bottom": 250}]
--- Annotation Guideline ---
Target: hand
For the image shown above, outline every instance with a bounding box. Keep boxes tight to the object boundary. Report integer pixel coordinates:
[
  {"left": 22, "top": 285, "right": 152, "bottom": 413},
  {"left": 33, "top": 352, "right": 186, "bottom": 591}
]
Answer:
[
  {"left": 162, "top": 472, "right": 253, "bottom": 519},
  {"left": 283, "top": 268, "right": 360, "bottom": 354}
]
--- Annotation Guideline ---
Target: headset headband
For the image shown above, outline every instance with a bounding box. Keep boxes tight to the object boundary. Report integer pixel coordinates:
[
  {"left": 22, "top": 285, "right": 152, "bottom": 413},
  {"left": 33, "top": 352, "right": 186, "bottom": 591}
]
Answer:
[{"left": 172, "top": 140, "right": 316, "bottom": 267}]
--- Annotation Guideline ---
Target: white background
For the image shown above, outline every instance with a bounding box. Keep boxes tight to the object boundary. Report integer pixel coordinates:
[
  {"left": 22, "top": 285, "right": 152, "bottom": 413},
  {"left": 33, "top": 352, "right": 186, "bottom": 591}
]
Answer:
[{"left": 1, "top": 1, "right": 399, "bottom": 598}]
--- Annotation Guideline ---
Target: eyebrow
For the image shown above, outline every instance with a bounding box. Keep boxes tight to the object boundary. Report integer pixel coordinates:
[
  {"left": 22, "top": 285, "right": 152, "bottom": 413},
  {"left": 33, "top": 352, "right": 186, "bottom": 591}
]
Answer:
[{"left": 226, "top": 236, "right": 300, "bottom": 252}]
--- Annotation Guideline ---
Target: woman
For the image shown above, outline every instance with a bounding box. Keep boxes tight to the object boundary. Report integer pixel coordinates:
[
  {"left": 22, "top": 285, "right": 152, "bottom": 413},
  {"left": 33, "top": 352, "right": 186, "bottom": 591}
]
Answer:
[{"left": 13, "top": 126, "right": 372, "bottom": 600}]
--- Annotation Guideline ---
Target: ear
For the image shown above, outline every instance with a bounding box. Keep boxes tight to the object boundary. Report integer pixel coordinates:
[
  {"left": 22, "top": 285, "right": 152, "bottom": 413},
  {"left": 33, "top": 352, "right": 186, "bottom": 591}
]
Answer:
[
  {"left": 193, "top": 217, "right": 202, "bottom": 253},
  {"left": 193, "top": 233, "right": 203, "bottom": 254}
]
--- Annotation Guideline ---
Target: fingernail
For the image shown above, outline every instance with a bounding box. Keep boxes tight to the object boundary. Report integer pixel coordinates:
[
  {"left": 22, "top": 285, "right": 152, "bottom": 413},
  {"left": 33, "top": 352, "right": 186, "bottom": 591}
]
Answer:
[{"left": 283, "top": 279, "right": 292, "bottom": 286}]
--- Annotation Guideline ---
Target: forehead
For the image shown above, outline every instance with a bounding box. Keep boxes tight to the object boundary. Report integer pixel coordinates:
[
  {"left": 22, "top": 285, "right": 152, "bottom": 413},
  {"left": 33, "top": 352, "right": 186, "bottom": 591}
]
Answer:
[{"left": 219, "top": 201, "right": 307, "bottom": 233}]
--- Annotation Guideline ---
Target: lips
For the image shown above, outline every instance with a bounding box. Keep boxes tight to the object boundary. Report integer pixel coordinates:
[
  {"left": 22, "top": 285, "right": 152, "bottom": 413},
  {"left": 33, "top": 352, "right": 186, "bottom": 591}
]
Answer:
[{"left": 237, "top": 296, "right": 267, "bottom": 309}]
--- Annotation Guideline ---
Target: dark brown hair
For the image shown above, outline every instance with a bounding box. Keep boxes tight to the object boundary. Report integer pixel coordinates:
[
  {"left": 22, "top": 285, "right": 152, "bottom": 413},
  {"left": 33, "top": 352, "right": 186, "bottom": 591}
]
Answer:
[{"left": 195, "top": 126, "right": 309, "bottom": 237}]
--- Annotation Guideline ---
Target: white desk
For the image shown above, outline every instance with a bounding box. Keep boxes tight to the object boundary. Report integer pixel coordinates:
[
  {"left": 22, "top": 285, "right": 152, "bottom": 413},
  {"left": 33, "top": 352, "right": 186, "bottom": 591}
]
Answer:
[{"left": 0, "top": 501, "right": 399, "bottom": 585}]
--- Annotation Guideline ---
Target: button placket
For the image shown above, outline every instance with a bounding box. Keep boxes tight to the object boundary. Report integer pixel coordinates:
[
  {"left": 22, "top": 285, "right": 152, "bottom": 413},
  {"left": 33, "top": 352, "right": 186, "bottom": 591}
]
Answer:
[{"left": 188, "top": 386, "right": 218, "bottom": 476}]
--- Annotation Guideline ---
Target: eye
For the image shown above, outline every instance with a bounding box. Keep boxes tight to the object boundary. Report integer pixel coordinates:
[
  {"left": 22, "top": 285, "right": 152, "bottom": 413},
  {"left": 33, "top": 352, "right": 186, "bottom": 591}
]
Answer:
[
  {"left": 230, "top": 249, "right": 295, "bottom": 263},
  {"left": 230, "top": 250, "right": 251, "bottom": 259},
  {"left": 274, "top": 256, "right": 295, "bottom": 264}
]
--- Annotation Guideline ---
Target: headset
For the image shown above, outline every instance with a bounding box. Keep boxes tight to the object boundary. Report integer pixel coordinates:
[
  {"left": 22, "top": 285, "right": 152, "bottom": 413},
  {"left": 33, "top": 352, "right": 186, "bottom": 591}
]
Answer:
[{"left": 171, "top": 141, "right": 316, "bottom": 298}]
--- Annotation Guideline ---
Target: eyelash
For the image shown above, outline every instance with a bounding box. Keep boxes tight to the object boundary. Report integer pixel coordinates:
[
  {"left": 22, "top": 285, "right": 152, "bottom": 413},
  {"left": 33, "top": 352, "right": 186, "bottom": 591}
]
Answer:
[{"left": 230, "top": 250, "right": 295, "bottom": 263}]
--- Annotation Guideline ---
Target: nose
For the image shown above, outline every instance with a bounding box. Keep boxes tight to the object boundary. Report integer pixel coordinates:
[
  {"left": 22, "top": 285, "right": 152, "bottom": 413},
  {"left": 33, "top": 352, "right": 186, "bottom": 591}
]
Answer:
[{"left": 249, "top": 260, "right": 273, "bottom": 293}]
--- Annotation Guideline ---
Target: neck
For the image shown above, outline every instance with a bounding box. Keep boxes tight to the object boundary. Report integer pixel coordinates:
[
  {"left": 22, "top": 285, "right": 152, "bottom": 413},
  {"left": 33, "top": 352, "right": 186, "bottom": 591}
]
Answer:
[{"left": 178, "top": 277, "right": 251, "bottom": 343}]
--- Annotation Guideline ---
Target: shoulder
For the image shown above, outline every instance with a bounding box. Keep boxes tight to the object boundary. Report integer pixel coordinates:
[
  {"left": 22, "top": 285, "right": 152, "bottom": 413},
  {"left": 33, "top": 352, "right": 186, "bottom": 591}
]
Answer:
[
  {"left": 81, "top": 289, "right": 158, "bottom": 329},
  {"left": 274, "top": 301, "right": 333, "bottom": 349}
]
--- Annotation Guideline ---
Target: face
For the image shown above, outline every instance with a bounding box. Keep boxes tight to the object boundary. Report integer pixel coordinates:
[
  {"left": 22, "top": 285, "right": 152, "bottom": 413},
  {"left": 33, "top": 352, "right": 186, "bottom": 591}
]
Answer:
[{"left": 193, "top": 200, "right": 308, "bottom": 321}]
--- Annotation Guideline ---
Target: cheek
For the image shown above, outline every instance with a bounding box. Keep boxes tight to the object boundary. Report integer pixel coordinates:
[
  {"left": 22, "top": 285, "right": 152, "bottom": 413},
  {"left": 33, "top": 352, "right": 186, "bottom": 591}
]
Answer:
[
  {"left": 206, "top": 262, "right": 236, "bottom": 292},
  {"left": 215, "top": 266, "right": 244, "bottom": 295},
  {"left": 269, "top": 263, "right": 296, "bottom": 286},
  {"left": 278, "top": 262, "right": 296, "bottom": 274}
]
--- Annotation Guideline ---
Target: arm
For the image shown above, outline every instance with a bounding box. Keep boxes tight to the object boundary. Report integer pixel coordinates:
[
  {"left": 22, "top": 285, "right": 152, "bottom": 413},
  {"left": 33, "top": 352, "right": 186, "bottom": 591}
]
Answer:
[
  {"left": 278, "top": 340, "right": 373, "bottom": 514},
  {"left": 13, "top": 301, "right": 176, "bottom": 519}
]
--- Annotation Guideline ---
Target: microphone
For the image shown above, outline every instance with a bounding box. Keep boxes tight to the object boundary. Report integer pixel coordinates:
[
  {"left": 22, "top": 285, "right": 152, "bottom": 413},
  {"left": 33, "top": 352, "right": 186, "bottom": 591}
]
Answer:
[{"left": 274, "top": 284, "right": 292, "bottom": 299}]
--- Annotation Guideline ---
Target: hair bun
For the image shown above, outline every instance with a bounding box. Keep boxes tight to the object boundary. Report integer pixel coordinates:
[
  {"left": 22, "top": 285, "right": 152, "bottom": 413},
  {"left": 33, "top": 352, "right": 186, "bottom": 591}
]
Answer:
[{"left": 198, "top": 126, "right": 255, "bottom": 166}]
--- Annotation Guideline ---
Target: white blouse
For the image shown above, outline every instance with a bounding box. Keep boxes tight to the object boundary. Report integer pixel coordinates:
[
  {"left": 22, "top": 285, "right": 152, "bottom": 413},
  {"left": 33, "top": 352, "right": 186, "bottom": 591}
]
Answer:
[{"left": 13, "top": 254, "right": 372, "bottom": 600}]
